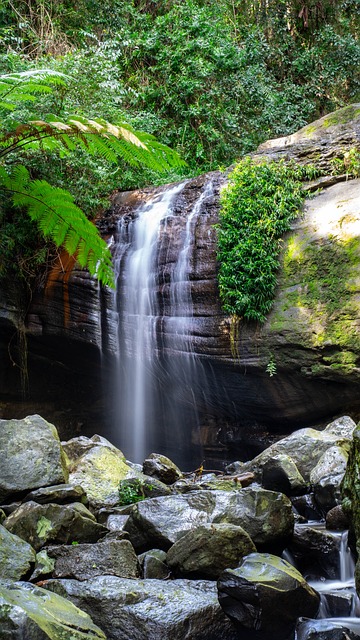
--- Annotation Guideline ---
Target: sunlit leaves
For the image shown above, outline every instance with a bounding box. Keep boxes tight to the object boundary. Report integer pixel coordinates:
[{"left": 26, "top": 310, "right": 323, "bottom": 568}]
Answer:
[{"left": 217, "top": 159, "right": 306, "bottom": 322}]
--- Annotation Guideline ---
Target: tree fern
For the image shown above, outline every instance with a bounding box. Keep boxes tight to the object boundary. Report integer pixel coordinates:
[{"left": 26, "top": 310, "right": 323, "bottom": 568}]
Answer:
[
  {"left": 0, "top": 69, "right": 185, "bottom": 285},
  {"left": 0, "top": 165, "right": 114, "bottom": 286}
]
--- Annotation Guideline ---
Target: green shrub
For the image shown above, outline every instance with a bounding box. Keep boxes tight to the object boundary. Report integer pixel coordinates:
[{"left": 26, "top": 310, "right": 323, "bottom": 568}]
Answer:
[
  {"left": 217, "top": 159, "right": 313, "bottom": 322},
  {"left": 118, "top": 478, "right": 146, "bottom": 505}
]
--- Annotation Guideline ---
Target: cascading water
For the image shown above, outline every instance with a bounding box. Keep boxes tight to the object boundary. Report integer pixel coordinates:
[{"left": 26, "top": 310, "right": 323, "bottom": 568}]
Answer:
[
  {"left": 291, "top": 526, "right": 360, "bottom": 639},
  {"left": 112, "top": 179, "right": 214, "bottom": 466}
]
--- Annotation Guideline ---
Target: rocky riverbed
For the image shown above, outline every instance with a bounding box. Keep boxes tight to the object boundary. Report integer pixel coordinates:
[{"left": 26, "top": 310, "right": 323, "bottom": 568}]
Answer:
[{"left": 0, "top": 413, "right": 359, "bottom": 639}]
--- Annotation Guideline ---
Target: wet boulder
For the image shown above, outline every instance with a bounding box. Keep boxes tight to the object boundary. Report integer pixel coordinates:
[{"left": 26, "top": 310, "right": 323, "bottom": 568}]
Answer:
[
  {"left": 241, "top": 416, "right": 356, "bottom": 483},
  {"left": 124, "top": 488, "right": 293, "bottom": 552},
  {"left": 166, "top": 523, "right": 256, "bottom": 579},
  {"left": 218, "top": 553, "right": 320, "bottom": 640},
  {"left": 0, "top": 579, "right": 106, "bottom": 640},
  {"left": 139, "top": 549, "right": 169, "bottom": 579},
  {"left": 47, "top": 538, "right": 140, "bottom": 580},
  {"left": 311, "top": 445, "right": 349, "bottom": 514},
  {"left": 172, "top": 473, "right": 254, "bottom": 494},
  {"left": 65, "top": 435, "right": 133, "bottom": 508},
  {"left": 261, "top": 454, "right": 308, "bottom": 496},
  {"left": 3, "top": 501, "right": 107, "bottom": 551},
  {"left": 326, "top": 505, "right": 349, "bottom": 531},
  {"left": 44, "top": 576, "right": 240, "bottom": 640},
  {"left": 296, "top": 617, "right": 360, "bottom": 639},
  {"left": 291, "top": 493, "right": 323, "bottom": 521},
  {"left": 104, "top": 513, "right": 129, "bottom": 532},
  {"left": 142, "top": 453, "right": 183, "bottom": 485},
  {"left": 0, "top": 524, "right": 36, "bottom": 580},
  {"left": 23, "top": 484, "right": 88, "bottom": 505},
  {"left": 288, "top": 524, "right": 342, "bottom": 580},
  {"left": 0, "top": 415, "right": 68, "bottom": 502}
]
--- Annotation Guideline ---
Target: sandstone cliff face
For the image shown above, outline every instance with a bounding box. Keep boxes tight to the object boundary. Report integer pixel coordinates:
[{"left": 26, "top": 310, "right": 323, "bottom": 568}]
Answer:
[{"left": 0, "top": 105, "right": 360, "bottom": 462}]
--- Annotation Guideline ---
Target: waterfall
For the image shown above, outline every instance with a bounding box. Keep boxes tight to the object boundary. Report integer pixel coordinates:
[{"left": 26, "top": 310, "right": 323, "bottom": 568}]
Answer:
[
  {"left": 112, "top": 179, "right": 214, "bottom": 466},
  {"left": 294, "top": 527, "right": 360, "bottom": 638},
  {"left": 339, "top": 530, "right": 356, "bottom": 583}
]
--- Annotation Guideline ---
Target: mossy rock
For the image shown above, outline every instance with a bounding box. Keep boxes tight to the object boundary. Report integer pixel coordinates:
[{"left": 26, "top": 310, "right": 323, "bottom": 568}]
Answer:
[{"left": 0, "top": 579, "right": 106, "bottom": 639}]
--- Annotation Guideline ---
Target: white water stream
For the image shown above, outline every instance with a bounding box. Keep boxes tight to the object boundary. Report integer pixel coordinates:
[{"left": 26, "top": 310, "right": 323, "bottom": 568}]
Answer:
[
  {"left": 292, "top": 527, "right": 360, "bottom": 639},
  {"left": 112, "top": 180, "right": 214, "bottom": 465}
]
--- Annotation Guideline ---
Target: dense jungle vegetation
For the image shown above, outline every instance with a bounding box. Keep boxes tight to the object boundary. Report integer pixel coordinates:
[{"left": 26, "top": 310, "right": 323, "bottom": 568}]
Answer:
[{"left": 0, "top": 0, "right": 359, "bottom": 287}]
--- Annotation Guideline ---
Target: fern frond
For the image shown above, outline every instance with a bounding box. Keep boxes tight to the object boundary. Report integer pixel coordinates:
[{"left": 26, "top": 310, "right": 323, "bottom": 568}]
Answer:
[
  {"left": 0, "top": 113, "right": 185, "bottom": 171},
  {"left": 0, "top": 166, "right": 114, "bottom": 287},
  {"left": 0, "top": 70, "right": 68, "bottom": 112}
]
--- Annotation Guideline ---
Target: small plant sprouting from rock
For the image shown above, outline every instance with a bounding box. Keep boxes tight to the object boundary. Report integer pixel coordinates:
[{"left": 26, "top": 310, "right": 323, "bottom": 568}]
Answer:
[
  {"left": 331, "top": 148, "right": 360, "bottom": 179},
  {"left": 118, "top": 479, "right": 152, "bottom": 505},
  {"left": 266, "top": 355, "right": 277, "bottom": 377}
]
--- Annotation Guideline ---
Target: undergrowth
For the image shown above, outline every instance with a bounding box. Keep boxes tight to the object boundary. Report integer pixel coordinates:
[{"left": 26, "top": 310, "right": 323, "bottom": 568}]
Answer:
[{"left": 217, "top": 159, "right": 319, "bottom": 322}]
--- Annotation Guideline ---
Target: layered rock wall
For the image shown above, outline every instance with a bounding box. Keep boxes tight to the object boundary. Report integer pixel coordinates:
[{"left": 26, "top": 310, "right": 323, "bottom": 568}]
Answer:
[{"left": 1, "top": 105, "right": 360, "bottom": 461}]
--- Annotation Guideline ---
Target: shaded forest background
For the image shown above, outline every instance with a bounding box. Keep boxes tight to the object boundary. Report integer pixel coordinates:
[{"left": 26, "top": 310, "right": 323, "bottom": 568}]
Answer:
[{"left": 0, "top": 0, "right": 359, "bottom": 281}]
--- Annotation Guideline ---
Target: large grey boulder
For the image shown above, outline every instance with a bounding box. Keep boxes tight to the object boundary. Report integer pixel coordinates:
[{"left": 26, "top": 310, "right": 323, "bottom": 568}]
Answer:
[
  {"left": 47, "top": 539, "right": 140, "bottom": 580},
  {"left": 166, "top": 523, "right": 256, "bottom": 579},
  {"left": 45, "top": 576, "right": 240, "bottom": 640},
  {"left": 261, "top": 454, "right": 307, "bottom": 496},
  {"left": 0, "top": 415, "right": 68, "bottom": 502},
  {"left": 241, "top": 416, "right": 356, "bottom": 482},
  {"left": 0, "top": 579, "right": 106, "bottom": 640},
  {"left": 310, "top": 444, "right": 349, "bottom": 514},
  {"left": 124, "top": 488, "right": 293, "bottom": 552},
  {"left": 218, "top": 553, "right": 320, "bottom": 640},
  {"left": 0, "top": 524, "right": 36, "bottom": 580},
  {"left": 3, "top": 501, "right": 107, "bottom": 551}
]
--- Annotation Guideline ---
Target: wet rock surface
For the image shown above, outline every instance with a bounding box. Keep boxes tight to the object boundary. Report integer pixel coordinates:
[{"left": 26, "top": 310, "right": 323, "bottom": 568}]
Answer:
[
  {"left": 124, "top": 487, "right": 294, "bottom": 553},
  {"left": 0, "top": 413, "right": 357, "bottom": 639},
  {"left": 3, "top": 501, "right": 107, "bottom": 551},
  {"left": 0, "top": 525, "right": 36, "bottom": 580},
  {"left": 0, "top": 415, "right": 68, "bottom": 502},
  {"left": 47, "top": 539, "right": 140, "bottom": 580},
  {"left": 166, "top": 523, "right": 256, "bottom": 579},
  {"left": 218, "top": 553, "right": 320, "bottom": 640},
  {"left": 0, "top": 579, "right": 106, "bottom": 640},
  {"left": 142, "top": 453, "right": 183, "bottom": 485},
  {"left": 45, "top": 576, "right": 240, "bottom": 640}
]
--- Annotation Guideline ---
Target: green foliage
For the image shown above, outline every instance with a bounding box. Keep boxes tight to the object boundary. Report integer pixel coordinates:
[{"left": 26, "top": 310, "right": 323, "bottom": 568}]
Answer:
[
  {"left": 0, "top": 164, "right": 115, "bottom": 285},
  {"left": 118, "top": 478, "right": 147, "bottom": 505},
  {"left": 0, "top": 69, "right": 184, "bottom": 285},
  {"left": 217, "top": 159, "right": 310, "bottom": 322},
  {"left": 3, "top": 0, "right": 360, "bottom": 190},
  {"left": 266, "top": 355, "right": 277, "bottom": 377},
  {"left": 331, "top": 148, "right": 360, "bottom": 178}
]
